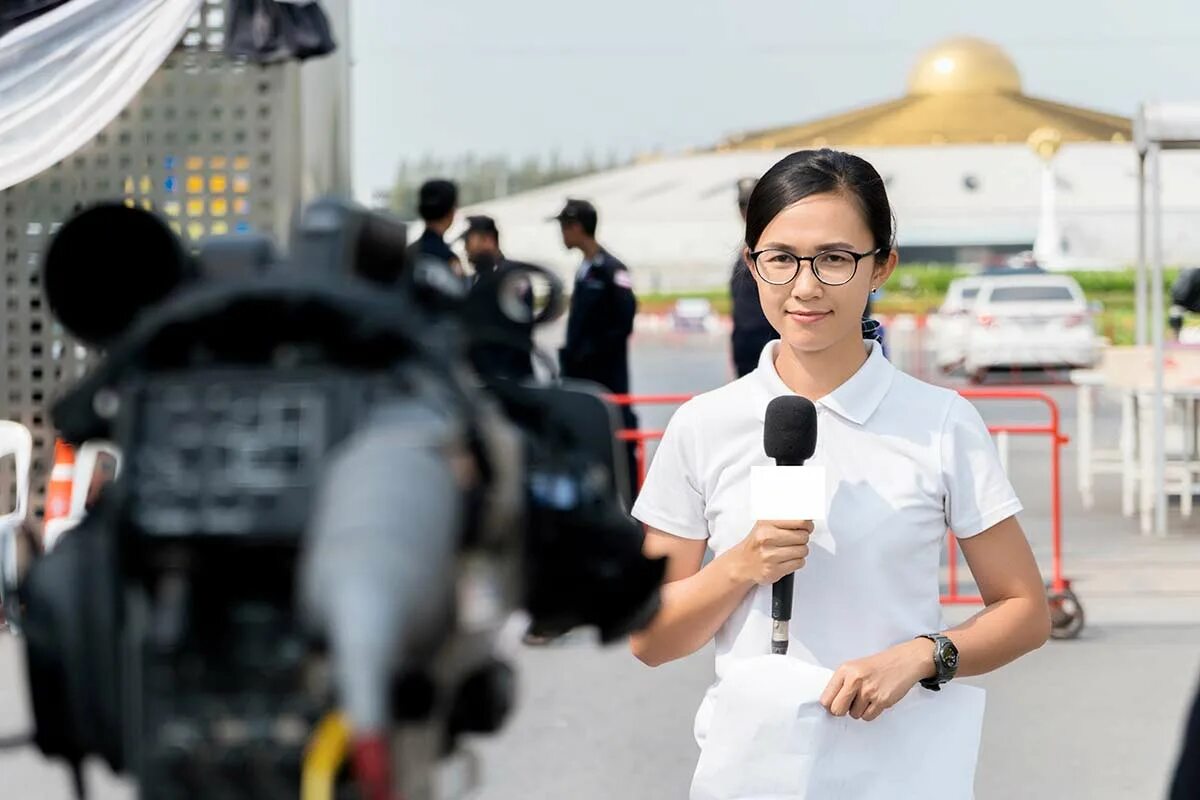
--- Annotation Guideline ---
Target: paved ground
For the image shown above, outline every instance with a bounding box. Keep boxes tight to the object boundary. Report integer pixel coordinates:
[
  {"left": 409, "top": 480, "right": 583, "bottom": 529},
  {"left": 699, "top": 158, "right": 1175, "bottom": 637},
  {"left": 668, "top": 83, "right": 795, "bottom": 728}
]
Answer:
[{"left": 2, "top": 328, "right": 1198, "bottom": 799}]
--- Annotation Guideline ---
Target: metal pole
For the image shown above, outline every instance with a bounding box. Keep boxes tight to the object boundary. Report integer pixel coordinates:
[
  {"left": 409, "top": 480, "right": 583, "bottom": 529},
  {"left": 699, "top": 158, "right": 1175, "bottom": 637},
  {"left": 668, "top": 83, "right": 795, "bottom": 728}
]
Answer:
[
  {"left": 1076, "top": 384, "right": 1092, "bottom": 508},
  {"left": 1136, "top": 151, "right": 1148, "bottom": 347},
  {"left": 1150, "top": 143, "right": 1168, "bottom": 537},
  {"left": 1050, "top": 419, "right": 1065, "bottom": 593},
  {"left": 298, "top": 0, "right": 353, "bottom": 200}
]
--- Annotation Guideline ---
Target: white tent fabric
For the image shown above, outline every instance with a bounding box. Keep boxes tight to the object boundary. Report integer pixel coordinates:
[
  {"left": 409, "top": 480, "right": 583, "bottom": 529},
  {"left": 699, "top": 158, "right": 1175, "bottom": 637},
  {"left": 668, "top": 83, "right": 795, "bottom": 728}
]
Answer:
[{"left": 0, "top": 0, "right": 203, "bottom": 191}]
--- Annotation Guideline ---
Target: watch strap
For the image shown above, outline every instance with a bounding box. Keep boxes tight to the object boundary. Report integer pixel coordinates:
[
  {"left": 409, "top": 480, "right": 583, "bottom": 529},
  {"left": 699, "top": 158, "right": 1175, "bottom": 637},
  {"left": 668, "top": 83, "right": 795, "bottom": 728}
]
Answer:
[{"left": 916, "top": 633, "right": 955, "bottom": 690}]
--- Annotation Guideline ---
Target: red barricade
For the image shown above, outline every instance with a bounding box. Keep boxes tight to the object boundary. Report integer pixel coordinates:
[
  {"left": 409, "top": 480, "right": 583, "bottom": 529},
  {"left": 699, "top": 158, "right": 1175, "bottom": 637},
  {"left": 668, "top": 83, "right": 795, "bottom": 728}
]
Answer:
[{"left": 606, "top": 389, "right": 1074, "bottom": 615}]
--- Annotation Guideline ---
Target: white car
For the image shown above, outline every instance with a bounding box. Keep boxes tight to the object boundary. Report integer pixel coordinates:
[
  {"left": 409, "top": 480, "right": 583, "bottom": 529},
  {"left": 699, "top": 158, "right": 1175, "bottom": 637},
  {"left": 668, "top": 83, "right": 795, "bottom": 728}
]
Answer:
[
  {"left": 671, "top": 298, "right": 717, "bottom": 333},
  {"left": 963, "top": 275, "right": 1100, "bottom": 380},
  {"left": 933, "top": 277, "right": 986, "bottom": 373}
]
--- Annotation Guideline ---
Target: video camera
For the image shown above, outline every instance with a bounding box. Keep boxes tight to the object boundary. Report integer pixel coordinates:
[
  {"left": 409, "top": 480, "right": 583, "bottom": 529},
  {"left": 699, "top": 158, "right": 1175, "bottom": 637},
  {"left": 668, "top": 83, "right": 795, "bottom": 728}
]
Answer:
[{"left": 3, "top": 199, "right": 663, "bottom": 799}]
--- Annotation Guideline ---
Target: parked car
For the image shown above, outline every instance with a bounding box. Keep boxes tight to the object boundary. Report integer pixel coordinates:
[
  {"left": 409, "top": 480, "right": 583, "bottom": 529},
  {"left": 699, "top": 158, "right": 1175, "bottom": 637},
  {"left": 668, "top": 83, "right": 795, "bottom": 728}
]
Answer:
[
  {"left": 933, "top": 276, "right": 987, "bottom": 373},
  {"left": 671, "top": 298, "right": 717, "bottom": 333},
  {"left": 963, "top": 275, "right": 1100, "bottom": 381}
]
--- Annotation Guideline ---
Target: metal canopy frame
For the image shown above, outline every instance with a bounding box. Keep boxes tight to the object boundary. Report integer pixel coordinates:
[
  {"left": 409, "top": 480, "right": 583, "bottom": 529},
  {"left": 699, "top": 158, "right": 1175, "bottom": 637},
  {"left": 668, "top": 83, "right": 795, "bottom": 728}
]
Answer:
[{"left": 1133, "top": 102, "right": 1200, "bottom": 536}]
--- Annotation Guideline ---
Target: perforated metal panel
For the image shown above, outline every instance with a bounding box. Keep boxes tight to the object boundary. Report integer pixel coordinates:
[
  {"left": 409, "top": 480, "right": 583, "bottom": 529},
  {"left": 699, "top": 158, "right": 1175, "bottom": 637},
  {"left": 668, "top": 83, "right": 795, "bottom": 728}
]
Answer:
[{"left": 0, "top": 0, "right": 301, "bottom": 517}]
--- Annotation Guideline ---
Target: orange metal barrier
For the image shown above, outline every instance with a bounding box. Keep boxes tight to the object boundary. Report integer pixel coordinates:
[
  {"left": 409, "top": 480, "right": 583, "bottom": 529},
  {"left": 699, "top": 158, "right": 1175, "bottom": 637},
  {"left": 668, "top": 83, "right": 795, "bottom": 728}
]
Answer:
[
  {"left": 608, "top": 394, "right": 692, "bottom": 487},
  {"left": 606, "top": 389, "right": 1080, "bottom": 634},
  {"left": 951, "top": 388, "right": 1070, "bottom": 605}
]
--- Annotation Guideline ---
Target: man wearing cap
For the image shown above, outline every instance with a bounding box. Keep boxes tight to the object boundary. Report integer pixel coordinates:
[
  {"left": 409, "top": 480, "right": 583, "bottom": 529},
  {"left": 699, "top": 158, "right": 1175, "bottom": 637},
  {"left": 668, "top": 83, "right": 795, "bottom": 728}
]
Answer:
[
  {"left": 407, "top": 178, "right": 463, "bottom": 278},
  {"left": 730, "top": 177, "right": 779, "bottom": 378},
  {"left": 461, "top": 214, "right": 504, "bottom": 276},
  {"left": 459, "top": 214, "right": 535, "bottom": 380},
  {"left": 553, "top": 199, "right": 637, "bottom": 394},
  {"left": 552, "top": 198, "right": 639, "bottom": 498}
]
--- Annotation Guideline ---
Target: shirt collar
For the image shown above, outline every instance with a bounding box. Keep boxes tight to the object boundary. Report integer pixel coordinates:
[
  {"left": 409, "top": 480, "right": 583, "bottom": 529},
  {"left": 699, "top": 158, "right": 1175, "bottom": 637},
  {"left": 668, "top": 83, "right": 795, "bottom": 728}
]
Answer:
[
  {"left": 577, "top": 249, "right": 606, "bottom": 279},
  {"left": 751, "top": 339, "right": 895, "bottom": 425}
]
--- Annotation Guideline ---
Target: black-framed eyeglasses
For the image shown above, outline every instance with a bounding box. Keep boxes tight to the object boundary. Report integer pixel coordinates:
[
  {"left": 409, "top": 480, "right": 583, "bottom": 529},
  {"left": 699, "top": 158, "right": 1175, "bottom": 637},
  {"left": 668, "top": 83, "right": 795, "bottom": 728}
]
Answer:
[{"left": 748, "top": 247, "right": 881, "bottom": 286}]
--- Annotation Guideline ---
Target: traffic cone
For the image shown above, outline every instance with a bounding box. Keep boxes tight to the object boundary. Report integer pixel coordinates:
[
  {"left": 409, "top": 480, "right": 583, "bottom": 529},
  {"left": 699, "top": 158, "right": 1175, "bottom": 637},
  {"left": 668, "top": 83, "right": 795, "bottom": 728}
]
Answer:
[{"left": 43, "top": 439, "right": 75, "bottom": 527}]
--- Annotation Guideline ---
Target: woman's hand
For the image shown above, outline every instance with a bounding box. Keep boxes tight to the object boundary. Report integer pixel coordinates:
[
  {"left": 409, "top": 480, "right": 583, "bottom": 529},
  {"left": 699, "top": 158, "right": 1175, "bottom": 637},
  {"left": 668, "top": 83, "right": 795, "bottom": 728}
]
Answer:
[
  {"left": 820, "top": 639, "right": 936, "bottom": 721},
  {"left": 730, "top": 519, "right": 813, "bottom": 586}
]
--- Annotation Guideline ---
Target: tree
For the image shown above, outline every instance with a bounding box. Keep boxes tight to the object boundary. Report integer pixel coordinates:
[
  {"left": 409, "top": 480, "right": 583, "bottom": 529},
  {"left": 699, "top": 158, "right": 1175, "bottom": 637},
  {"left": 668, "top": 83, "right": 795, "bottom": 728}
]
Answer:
[{"left": 387, "top": 152, "right": 628, "bottom": 217}]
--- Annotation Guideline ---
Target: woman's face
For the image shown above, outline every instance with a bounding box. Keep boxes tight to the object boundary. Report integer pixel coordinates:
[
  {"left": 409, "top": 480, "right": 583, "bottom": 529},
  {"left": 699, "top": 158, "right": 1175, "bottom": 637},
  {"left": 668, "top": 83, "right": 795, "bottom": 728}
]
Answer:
[{"left": 745, "top": 191, "right": 896, "bottom": 355}]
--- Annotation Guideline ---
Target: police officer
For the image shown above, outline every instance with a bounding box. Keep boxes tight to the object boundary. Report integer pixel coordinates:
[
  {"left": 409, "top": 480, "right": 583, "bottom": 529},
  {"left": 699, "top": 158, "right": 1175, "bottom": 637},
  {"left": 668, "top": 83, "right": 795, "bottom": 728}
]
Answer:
[
  {"left": 1173, "top": 679, "right": 1200, "bottom": 799},
  {"left": 553, "top": 199, "right": 636, "bottom": 393},
  {"left": 459, "top": 215, "right": 535, "bottom": 380},
  {"left": 407, "top": 178, "right": 464, "bottom": 278},
  {"left": 552, "top": 198, "right": 639, "bottom": 500},
  {"left": 461, "top": 214, "right": 505, "bottom": 275},
  {"left": 1168, "top": 266, "right": 1200, "bottom": 341},
  {"left": 729, "top": 177, "right": 779, "bottom": 377}
]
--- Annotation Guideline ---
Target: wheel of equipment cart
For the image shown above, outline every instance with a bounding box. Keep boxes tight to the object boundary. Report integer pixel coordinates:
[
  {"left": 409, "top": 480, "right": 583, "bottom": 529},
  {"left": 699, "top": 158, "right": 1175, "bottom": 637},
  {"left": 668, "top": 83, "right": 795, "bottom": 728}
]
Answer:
[{"left": 1048, "top": 587, "right": 1084, "bottom": 640}]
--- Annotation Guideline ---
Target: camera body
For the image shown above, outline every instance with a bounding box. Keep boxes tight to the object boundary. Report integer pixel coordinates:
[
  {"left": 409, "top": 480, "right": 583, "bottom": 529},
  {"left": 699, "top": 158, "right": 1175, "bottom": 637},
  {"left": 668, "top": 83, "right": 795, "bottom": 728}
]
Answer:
[{"left": 13, "top": 199, "right": 662, "bottom": 798}]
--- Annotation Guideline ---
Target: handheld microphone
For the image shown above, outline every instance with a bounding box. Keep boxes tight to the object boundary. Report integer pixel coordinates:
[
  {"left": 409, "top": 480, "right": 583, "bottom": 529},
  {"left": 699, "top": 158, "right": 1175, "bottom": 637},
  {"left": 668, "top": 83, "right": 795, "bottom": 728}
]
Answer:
[{"left": 762, "top": 396, "right": 818, "bottom": 656}]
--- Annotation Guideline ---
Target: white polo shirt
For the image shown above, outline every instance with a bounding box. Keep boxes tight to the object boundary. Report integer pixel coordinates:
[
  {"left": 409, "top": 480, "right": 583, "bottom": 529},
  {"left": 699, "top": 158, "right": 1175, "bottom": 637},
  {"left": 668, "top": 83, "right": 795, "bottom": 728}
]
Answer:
[{"left": 631, "top": 339, "right": 1022, "bottom": 747}]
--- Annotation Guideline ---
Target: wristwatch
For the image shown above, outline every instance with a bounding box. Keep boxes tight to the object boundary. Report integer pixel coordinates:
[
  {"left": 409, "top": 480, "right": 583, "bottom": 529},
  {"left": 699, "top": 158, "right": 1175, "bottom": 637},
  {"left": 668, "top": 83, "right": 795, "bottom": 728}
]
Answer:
[{"left": 915, "top": 633, "right": 959, "bottom": 691}]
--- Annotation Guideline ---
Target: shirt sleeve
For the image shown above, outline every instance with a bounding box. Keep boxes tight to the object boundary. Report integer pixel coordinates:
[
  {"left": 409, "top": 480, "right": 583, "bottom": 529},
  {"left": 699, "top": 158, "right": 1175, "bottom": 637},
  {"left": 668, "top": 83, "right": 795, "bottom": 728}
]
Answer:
[
  {"left": 631, "top": 402, "right": 708, "bottom": 540},
  {"left": 940, "top": 394, "right": 1023, "bottom": 539}
]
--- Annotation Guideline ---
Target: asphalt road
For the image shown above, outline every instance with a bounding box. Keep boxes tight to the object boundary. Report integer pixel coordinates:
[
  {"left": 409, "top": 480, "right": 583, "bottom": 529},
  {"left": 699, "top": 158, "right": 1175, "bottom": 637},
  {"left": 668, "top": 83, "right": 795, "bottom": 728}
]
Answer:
[{"left": 1, "top": 329, "right": 1196, "bottom": 800}]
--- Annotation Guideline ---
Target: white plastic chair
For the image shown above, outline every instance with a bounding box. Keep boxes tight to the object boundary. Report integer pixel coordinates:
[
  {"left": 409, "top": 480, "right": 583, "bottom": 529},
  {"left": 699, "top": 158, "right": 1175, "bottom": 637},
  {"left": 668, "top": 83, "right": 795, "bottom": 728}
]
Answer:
[
  {"left": 0, "top": 421, "right": 33, "bottom": 627},
  {"left": 0, "top": 421, "right": 33, "bottom": 525}
]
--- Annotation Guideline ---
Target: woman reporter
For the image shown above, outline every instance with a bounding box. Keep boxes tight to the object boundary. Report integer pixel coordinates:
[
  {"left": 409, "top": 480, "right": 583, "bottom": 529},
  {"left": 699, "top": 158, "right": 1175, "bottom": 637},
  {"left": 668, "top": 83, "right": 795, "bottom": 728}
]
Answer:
[{"left": 629, "top": 149, "right": 1050, "bottom": 792}]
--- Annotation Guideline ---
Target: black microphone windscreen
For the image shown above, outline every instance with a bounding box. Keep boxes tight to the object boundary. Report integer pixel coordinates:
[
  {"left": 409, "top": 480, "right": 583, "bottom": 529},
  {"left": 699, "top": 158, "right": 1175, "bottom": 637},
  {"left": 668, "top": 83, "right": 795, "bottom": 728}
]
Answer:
[{"left": 763, "top": 395, "right": 817, "bottom": 465}]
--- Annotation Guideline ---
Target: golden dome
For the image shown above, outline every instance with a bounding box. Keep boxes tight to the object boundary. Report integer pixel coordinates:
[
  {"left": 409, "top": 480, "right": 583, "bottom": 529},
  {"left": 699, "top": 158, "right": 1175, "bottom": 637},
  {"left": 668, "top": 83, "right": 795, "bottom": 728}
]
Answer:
[
  {"left": 716, "top": 35, "right": 1130, "bottom": 150},
  {"left": 907, "top": 37, "right": 1022, "bottom": 96}
]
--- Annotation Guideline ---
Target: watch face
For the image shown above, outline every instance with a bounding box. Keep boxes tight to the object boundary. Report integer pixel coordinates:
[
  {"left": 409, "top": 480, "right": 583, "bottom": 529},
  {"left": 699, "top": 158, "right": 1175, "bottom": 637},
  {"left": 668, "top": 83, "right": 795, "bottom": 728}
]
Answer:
[{"left": 940, "top": 642, "right": 959, "bottom": 669}]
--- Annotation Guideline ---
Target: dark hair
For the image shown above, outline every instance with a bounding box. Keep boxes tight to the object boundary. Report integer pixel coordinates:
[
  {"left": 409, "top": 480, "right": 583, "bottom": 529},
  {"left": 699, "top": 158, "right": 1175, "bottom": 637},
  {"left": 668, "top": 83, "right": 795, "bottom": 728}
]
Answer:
[
  {"left": 417, "top": 179, "right": 458, "bottom": 221},
  {"left": 558, "top": 199, "right": 599, "bottom": 238},
  {"left": 744, "top": 149, "right": 894, "bottom": 258}
]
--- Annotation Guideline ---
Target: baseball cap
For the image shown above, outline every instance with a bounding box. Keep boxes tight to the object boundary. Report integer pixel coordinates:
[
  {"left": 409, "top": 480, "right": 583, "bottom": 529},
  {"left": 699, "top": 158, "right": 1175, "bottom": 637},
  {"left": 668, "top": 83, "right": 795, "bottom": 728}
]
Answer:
[
  {"left": 458, "top": 214, "right": 499, "bottom": 240},
  {"left": 737, "top": 177, "right": 757, "bottom": 208},
  {"left": 548, "top": 198, "right": 598, "bottom": 228}
]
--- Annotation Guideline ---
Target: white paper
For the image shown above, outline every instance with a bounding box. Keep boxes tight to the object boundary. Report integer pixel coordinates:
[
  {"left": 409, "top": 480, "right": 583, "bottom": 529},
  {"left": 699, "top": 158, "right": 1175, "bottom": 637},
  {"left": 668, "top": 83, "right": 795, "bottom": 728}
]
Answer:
[
  {"left": 691, "top": 655, "right": 985, "bottom": 800},
  {"left": 751, "top": 466, "right": 826, "bottom": 521}
]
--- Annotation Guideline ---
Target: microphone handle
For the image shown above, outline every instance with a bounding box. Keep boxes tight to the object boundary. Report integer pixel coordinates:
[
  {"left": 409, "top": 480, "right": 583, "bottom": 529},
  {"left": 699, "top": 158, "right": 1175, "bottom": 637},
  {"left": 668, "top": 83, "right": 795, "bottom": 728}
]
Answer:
[
  {"left": 769, "top": 455, "right": 805, "bottom": 656},
  {"left": 771, "top": 575, "right": 793, "bottom": 655}
]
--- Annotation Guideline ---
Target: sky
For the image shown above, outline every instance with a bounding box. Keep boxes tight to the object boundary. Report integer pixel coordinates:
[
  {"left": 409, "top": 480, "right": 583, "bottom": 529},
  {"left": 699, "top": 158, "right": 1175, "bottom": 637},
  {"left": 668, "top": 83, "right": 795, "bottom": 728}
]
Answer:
[{"left": 348, "top": 0, "right": 1200, "bottom": 203}]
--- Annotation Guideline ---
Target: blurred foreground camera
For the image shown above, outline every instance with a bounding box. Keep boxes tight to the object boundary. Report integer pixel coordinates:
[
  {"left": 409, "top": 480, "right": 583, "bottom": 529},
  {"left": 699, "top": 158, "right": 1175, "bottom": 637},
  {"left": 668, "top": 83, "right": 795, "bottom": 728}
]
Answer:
[{"left": 8, "top": 199, "right": 662, "bottom": 799}]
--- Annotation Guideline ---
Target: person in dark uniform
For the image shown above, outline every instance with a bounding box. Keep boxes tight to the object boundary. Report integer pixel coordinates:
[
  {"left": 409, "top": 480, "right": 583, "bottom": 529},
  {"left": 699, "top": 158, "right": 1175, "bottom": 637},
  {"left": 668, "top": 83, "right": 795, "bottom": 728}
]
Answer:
[
  {"left": 406, "top": 178, "right": 464, "bottom": 278},
  {"left": 730, "top": 177, "right": 779, "bottom": 377},
  {"left": 1168, "top": 266, "right": 1200, "bottom": 342},
  {"left": 553, "top": 199, "right": 637, "bottom": 392},
  {"left": 1172, "top": 678, "right": 1200, "bottom": 799},
  {"left": 461, "top": 214, "right": 504, "bottom": 275},
  {"left": 459, "top": 215, "right": 535, "bottom": 381},
  {"left": 551, "top": 198, "right": 639, "bottom": 500}
]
